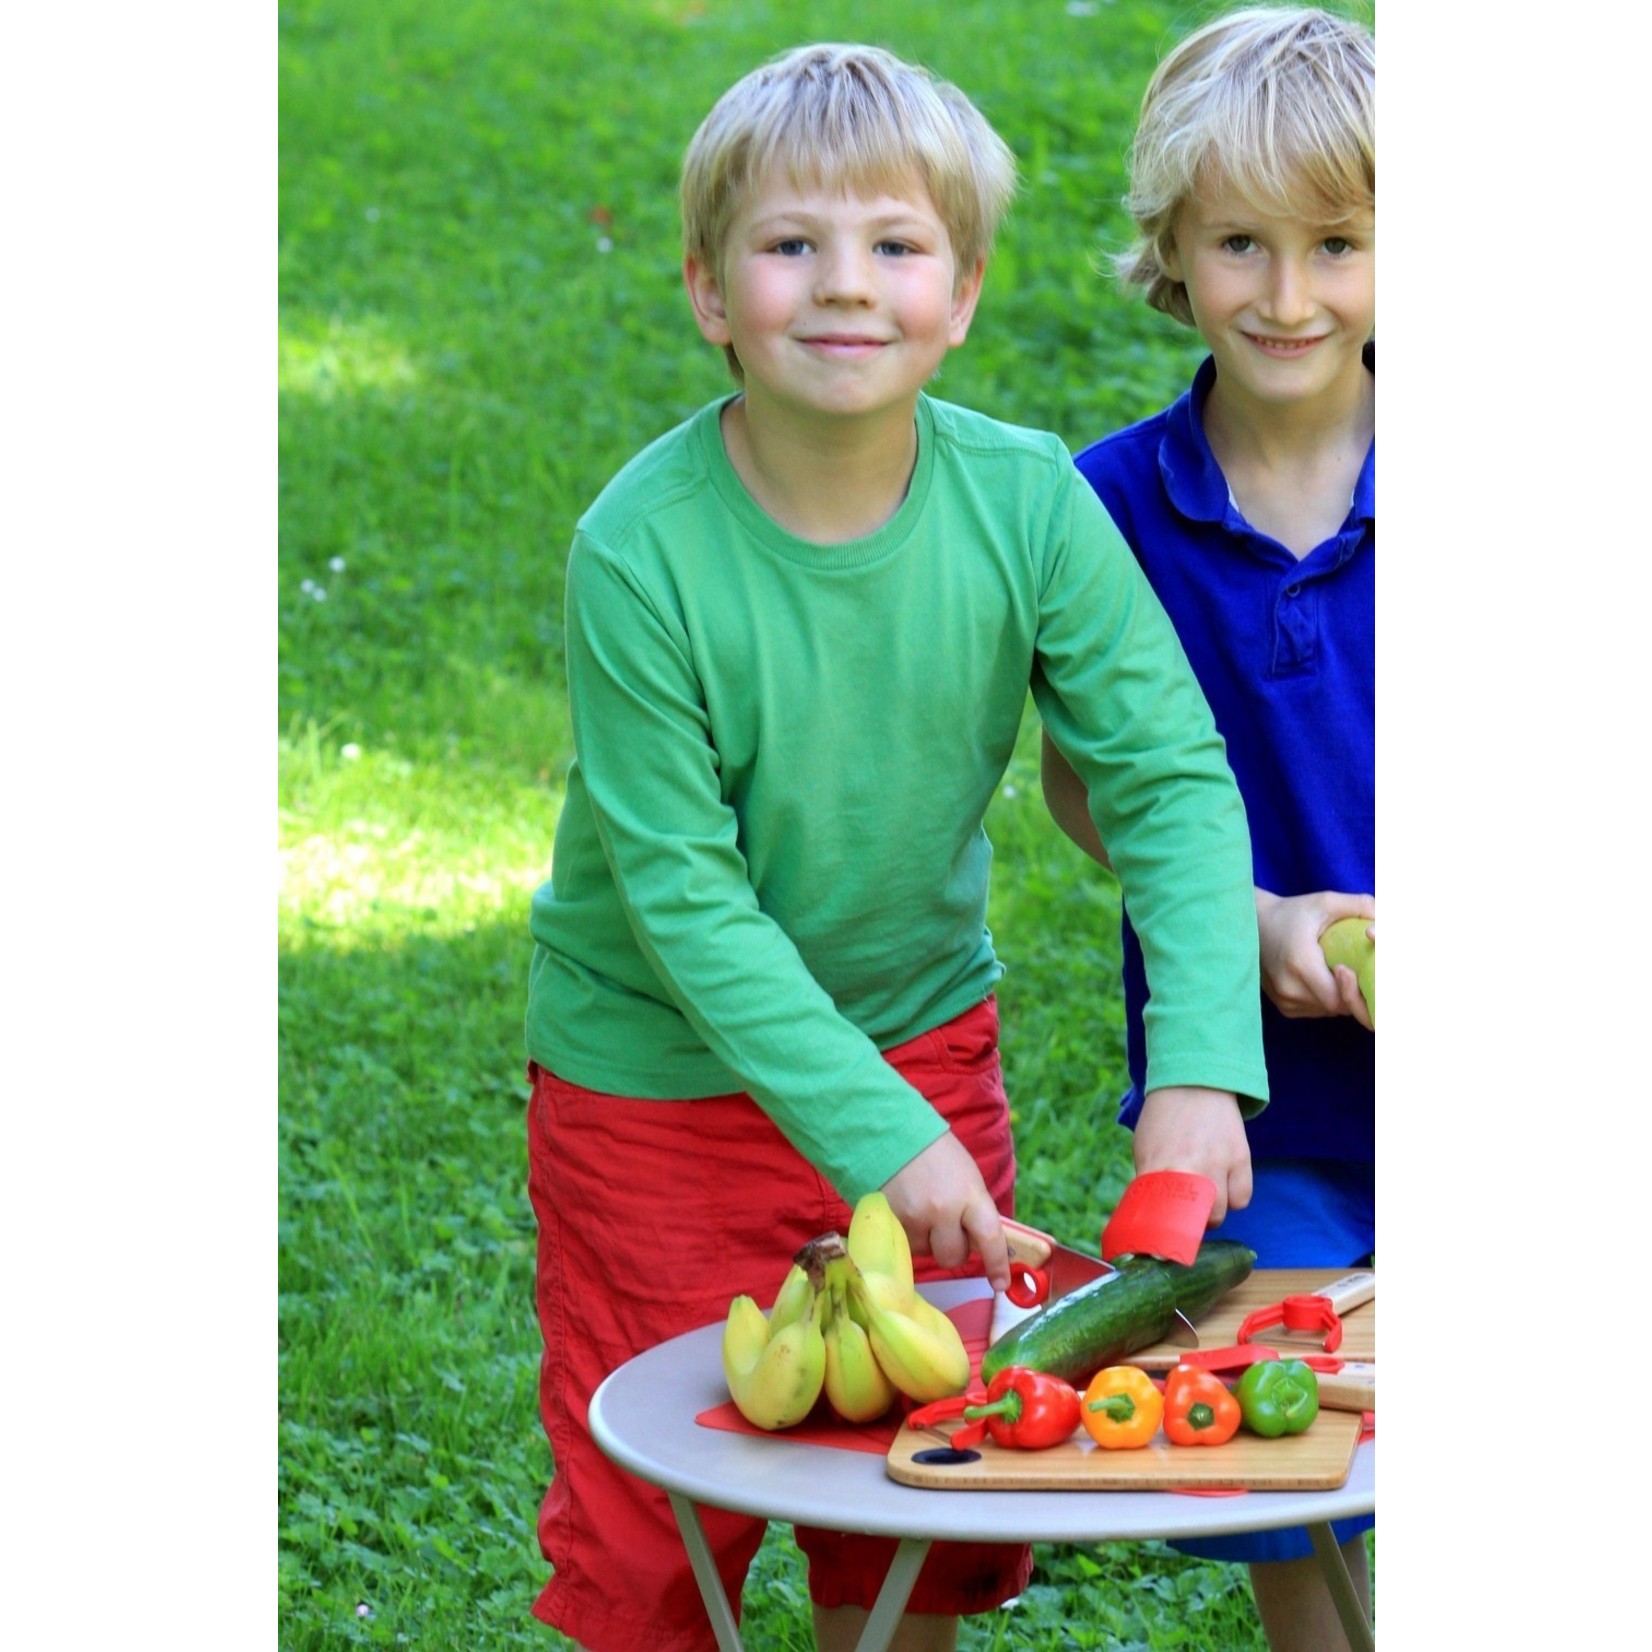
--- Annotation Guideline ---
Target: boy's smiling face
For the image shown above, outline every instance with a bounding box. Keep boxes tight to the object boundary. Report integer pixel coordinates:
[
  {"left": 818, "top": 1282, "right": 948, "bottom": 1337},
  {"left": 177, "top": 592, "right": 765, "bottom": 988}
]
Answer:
[
  {"left": 1166, "top": 178, "right": 1375, "bottom": 418},
  {"left": 685, "top": 172, "right": 983, "bottom": 430}
]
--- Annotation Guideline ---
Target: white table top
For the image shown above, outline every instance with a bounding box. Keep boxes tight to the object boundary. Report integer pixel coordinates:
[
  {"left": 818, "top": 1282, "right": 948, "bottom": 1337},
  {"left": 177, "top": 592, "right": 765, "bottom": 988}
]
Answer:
[{"left": 589, "top": 1279, "right": 1375, "bottom": 1546}]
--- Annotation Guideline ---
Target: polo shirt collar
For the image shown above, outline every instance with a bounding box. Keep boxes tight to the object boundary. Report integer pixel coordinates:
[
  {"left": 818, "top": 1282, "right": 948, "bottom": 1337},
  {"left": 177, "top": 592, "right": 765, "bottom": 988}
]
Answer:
[{"left": 1160, "top": 345, "right": 1377, "bottom": 529}]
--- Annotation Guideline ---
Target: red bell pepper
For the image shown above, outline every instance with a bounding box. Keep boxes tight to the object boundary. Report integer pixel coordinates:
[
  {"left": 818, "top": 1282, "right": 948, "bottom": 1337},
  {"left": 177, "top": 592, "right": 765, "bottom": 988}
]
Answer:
[
  {"left": 1162, "top": 1365, "right": 1242, "bottom": 1446},
  {"left": 955, "top": 1366, "right": 1081, "bottom": 1450}
]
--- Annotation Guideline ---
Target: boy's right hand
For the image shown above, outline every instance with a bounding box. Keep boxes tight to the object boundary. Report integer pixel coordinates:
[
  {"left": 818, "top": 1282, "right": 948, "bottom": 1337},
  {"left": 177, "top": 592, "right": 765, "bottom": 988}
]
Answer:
[{"left": 881, "top": 1134, "right": 1011, "bottom": 1294}]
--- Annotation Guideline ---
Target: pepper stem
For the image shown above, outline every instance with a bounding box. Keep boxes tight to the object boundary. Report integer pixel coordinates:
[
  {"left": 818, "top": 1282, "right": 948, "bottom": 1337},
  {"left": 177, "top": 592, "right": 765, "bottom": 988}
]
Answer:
[
  {"left": 962, "top": 1392, "right": 1024, "bottom": 1425},
  {"left": 1087, "top": 1392, "right": 1138, "bottom": 1423}
]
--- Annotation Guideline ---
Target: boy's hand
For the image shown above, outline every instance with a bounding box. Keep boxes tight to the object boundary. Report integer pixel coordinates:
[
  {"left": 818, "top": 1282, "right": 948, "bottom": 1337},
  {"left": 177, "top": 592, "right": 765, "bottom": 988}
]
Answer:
[
  {"left": 881, "top": 1134, "right": 1011, "bottom": 1293},
  {"left": 1131, "top": 1086, "right": 1252, "bottom": 1224},
  {"left": 1257, "top": 888, "right": 1376, "bottom": 1031}
]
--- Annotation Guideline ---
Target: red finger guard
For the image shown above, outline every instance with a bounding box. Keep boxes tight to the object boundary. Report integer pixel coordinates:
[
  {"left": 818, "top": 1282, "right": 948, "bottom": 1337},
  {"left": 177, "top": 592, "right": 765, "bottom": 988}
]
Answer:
[
  {"left": 1005, "top": 1261, "right": 1050, "bottom": 1308},
  {"left": 1236, "top": 1293, "right": 1344, "bottom": 1352}
]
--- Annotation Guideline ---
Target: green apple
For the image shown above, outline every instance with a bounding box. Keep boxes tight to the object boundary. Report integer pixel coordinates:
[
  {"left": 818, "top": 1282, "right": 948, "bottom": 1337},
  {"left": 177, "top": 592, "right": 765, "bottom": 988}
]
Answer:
[{"left": 1319, "top": 917, "right": 1375, "bottom": 1028}]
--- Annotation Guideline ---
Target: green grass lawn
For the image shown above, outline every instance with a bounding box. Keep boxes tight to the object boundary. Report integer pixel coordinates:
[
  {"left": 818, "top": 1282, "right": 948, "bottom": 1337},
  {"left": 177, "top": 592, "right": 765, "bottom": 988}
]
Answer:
[{"left": 279, "top": 1, "right": 1370, "bottom": 1645}]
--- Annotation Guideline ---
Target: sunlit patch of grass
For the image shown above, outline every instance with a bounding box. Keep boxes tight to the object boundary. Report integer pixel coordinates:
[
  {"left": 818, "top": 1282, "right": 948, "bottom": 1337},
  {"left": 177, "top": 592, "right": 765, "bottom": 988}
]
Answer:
[
  {"left": 280, "top": 313, "right": 420, "bottom": 400},
  {"left": 278, "top": 729, "right": 559, "bottom": 943}
]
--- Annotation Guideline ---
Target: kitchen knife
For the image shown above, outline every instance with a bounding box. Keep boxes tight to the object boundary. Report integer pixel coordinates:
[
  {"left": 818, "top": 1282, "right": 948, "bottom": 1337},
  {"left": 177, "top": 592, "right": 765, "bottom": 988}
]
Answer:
[{"left": 1001, "top": 1217, "right": 1198, "bottom": 1344}]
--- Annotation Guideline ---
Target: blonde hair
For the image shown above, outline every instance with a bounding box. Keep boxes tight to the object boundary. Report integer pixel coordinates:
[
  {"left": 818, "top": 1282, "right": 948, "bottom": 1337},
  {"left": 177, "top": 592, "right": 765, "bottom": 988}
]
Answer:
[
  {"left": 681, "top": 43, "right": 1018, "bottom": 378},
  {"left": 1119, "top": 7, "right": 1375, "bottom": 325}
]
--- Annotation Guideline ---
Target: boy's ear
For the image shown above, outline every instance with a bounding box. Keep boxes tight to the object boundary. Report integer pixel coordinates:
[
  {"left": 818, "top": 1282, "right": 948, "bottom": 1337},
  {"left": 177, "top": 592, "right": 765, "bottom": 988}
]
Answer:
[
  {"left": 947, "top": 258, "right": 987, "bottom": 347},
  {"left": 684, "top": 255, "right": 732, "bottom": 347}
]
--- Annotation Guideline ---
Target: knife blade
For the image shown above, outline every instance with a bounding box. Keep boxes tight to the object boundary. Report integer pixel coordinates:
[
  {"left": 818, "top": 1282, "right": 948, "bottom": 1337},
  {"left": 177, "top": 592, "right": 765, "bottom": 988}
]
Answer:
[{"left": 1001, "top": 1217, "right": 1198, "bottom": 1344}]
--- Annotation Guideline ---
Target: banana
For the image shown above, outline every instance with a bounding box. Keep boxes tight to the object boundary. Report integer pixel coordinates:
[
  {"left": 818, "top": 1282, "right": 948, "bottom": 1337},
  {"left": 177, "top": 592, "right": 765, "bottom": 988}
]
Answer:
[
  {"left": 846, "top": 1190, "right": 916, "bottom": 1301},
  {"left": 721, "top": 1294, "right": 772, "bottom": 1388},
  {"left": 820, "top": 1257, "right": 897, "bottom": 1423},
  {"left": 904, "top": 1283, "right": 975, "bottom": 1349},
  {"left": 767, "top": 1262, "right": 816, "bottom": 1334},
  {"left": 850, "top": 1267, "right": 971, "bottom": 1403},
  {"left": 721, "top": 1280, "right": 827, "bottom": 1431}
]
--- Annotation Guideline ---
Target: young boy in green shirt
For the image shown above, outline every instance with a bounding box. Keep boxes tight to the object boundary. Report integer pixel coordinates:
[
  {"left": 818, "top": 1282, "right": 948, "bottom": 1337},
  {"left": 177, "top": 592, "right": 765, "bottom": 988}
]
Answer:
[{"left": 525, "top": 42, "right": 1267, "bottom": 1652}]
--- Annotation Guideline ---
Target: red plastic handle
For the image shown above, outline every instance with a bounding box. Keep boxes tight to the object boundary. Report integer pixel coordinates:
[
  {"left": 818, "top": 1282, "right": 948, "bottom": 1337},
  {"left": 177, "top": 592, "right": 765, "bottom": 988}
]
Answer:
[
  {"left": 1176, "top": 1342, "right": 1279, "bottom": 1374},
  {"left": 905, "top": 1394, "right": 973, "bottom": 1430},
  {"left": 1005, "top": 1260, "right": 1049, "bottom": 1308},
  {"left": 1236, "top": 1294, "right": 1344, "bottom": 1352}
]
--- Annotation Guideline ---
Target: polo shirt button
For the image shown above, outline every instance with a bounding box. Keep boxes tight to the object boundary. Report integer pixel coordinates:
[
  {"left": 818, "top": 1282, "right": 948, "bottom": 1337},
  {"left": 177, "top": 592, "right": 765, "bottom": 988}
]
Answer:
[{"left": 1285, "top": 584, "right": 1301, "bottom": 597}]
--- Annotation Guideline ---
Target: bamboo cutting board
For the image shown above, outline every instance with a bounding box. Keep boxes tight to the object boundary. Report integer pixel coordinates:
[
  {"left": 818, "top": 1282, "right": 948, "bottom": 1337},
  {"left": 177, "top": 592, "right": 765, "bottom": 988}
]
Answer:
[
  {"left": 887, "top": 1408, "right": 1361, "bottom": 1490},
  {"left": 886, "top": 1268, "right": 1372, "bottom": 1492},
  {"left": 1127, "top": 1268, "right": 1374, "bottom": 1369}
]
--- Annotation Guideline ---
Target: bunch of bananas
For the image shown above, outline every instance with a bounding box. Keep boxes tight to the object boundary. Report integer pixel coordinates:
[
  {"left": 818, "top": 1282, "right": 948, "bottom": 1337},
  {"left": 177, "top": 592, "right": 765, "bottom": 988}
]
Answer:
[{"left": 720, "top": 1191, "right": 972, "bottom": 1431}]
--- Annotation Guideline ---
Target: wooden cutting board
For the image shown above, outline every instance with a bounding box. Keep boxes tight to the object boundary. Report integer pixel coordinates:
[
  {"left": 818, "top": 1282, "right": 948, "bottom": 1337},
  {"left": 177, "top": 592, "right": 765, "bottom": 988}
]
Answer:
[
  {"left": 886, "top": 1267, "right": 1372, "bottom": 1493},
  {"left": 1128, "top": 1267, "right": 1374, "bottom": 1369}
]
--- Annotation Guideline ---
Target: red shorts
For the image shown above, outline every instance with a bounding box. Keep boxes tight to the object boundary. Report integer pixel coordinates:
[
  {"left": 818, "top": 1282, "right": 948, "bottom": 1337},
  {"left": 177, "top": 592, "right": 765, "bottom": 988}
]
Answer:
[{"left": 525, "top": 995, "right": 1032, "bottom": 1651}]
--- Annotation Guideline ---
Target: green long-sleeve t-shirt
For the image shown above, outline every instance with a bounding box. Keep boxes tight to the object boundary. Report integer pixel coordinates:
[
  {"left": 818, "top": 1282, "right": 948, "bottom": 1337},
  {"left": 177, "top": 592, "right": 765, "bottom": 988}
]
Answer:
[{"left": 527, "top": 393, "right": 1267, "bottom": 1202}]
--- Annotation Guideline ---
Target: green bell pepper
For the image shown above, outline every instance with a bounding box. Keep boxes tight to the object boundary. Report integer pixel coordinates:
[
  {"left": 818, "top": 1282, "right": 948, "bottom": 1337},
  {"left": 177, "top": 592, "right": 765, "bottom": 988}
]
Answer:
[{"left": 1235, "top": 1358, "right": 1320, "bottom": 1438}]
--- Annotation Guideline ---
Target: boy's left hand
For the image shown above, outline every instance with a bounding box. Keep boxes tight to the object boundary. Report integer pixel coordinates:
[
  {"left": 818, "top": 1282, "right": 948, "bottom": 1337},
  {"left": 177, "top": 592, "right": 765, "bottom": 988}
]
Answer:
[
  {"left": 1131, "top": 1086, "right": 1251, "bottom": 1224},
  {"left": 1257, "top": 888, "right": 1376, "bottom": 1031}
]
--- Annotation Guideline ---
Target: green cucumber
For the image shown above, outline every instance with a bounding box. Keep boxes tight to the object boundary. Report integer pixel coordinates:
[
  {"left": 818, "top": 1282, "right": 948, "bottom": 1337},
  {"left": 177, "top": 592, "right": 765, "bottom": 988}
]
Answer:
[{"left": 980, "top": 1239, "right": 1256, "bottom": 1386}]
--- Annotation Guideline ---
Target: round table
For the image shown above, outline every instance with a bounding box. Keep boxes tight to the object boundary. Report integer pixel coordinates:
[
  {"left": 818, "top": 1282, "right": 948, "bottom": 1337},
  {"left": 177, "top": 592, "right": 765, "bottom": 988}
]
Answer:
[{"left": 590, "top": 1279, "right": 1374, "bottom": 1652}]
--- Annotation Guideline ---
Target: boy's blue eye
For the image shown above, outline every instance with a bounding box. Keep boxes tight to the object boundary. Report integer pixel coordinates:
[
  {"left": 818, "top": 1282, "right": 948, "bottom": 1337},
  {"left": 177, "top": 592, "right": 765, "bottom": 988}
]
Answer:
[
  {"left": 772, "top": 238, "right": 810, "bottom": 256},
  {"left": 875, "top": 240, "right": 914, "bottom": 257},
  {"left": 1221, "top": 235, "right": 1254, "bottom": 254},
  {"left": 1323, "top": 236, "right": 1353, "bottom": 256}
]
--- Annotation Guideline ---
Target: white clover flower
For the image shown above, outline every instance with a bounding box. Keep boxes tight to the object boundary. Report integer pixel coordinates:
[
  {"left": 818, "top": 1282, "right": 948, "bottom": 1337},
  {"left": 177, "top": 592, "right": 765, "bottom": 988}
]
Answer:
[
  {"left": 329, "top": 556, "right": 346, "bottom": 573},
  {"left": 596, "top": 236, "right": 613, "bottom": 254},
  {"left": 342, "top": 743, "right": 362, "bottom": 762}
]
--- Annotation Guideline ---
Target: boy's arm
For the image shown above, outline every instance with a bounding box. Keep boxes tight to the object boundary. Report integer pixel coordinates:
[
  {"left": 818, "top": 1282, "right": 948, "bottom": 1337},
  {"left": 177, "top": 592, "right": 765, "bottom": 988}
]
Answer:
[
  {"left": 1039, "top": 728, "right": 1112, "bottom": 868},
  {"left": 1051, "top": 735, "right": 1376, "bottom": 1030},
  {"left": 1044, "top": 722, "right": 1258, "bottom": 1214},
  {"left": 1030, "top": 476, "right": 1268, "bottom": 1205},
  {"left": 563, "top": 533, "right": 1010, "bottom": 1284}
]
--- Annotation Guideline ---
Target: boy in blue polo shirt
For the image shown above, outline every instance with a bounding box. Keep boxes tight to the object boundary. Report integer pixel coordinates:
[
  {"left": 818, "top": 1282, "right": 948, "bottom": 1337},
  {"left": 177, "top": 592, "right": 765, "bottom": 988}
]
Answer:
[{"left": 1041, "top": 9, "right": 1375, "bottom": 1648}]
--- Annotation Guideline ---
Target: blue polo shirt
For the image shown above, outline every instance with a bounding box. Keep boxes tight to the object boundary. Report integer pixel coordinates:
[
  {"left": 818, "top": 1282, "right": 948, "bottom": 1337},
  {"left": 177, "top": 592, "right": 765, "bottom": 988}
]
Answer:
[{"left": 1074, "top": 352, "right": 1374, "bottom": 1162}]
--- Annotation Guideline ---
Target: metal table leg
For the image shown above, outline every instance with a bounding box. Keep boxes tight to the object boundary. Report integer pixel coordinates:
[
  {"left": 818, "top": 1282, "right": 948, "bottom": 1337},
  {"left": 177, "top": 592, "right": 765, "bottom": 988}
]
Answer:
[
  {"left": 667, "top": 1491, "right": 746, "bottom": 1652},
  {"left": 668, "top": 1492, "right": 1370, "bottom": 1652},
  {"left": 1306, "top": 1519, "right": 1374, "bottom": 1652},
  {"left": 852, "top": 1537, "right": 932, "bottom": 1652},
  {"left": 665, "top": 1494, "right": 933, "bottom": 1652}
]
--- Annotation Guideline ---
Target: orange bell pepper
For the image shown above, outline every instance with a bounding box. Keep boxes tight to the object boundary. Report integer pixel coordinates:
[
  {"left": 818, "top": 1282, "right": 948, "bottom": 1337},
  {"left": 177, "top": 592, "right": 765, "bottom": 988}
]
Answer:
[
  {"left": 1081, "top": 1366, "right": 1164, "bottom": 1449},
  {"left": 1162, "top": 1365, "right": 1242, "bottom": 1446}
]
